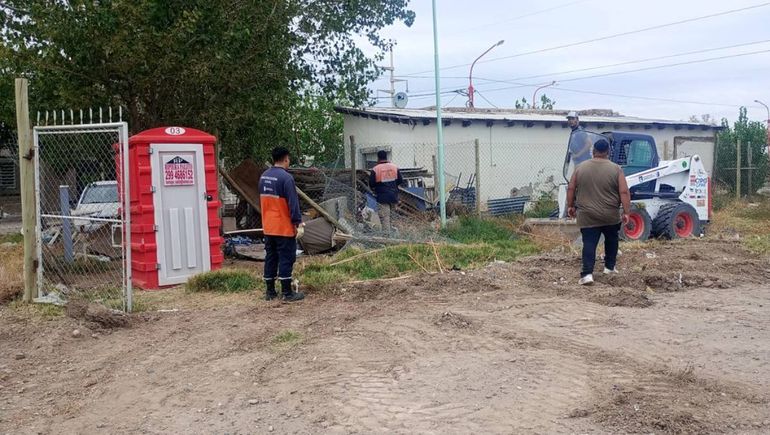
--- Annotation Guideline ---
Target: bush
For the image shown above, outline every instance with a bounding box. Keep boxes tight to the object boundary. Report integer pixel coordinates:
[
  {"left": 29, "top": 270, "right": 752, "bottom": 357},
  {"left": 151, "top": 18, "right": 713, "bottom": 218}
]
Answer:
[
  {"left": 524, "top": 193, "right": 558, "bottom": 218},
  {"left": 186, "top": 270, "right": 260, "bottom": 293}
]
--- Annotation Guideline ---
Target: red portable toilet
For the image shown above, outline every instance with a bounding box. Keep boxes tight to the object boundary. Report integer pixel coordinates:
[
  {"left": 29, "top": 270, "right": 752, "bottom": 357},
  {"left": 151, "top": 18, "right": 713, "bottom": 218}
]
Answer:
[{"left": 126, "top": 127, "right": 223, "bottom": 289}]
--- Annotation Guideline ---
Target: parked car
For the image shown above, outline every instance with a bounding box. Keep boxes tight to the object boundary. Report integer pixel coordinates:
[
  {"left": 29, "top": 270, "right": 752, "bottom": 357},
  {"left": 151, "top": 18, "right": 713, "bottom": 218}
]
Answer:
[{"left": 71, "top": 181, "right": 119, "bottom": 230}]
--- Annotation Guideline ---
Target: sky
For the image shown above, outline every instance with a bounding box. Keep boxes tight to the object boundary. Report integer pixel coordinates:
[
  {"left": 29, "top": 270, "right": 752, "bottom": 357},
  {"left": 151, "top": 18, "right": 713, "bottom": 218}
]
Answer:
[{"left": 364, "top": 0, "right": 770, "bottom": 124}]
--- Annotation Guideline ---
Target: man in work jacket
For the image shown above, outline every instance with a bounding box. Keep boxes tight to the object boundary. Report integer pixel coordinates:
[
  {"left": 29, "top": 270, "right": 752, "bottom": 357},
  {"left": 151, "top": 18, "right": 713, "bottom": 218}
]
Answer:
[
  {"left": 369, "top": 150, "right": 403, "bottom": 233},
  {"left": 259, "top": 147, "right": 305, "bottom": 302}
]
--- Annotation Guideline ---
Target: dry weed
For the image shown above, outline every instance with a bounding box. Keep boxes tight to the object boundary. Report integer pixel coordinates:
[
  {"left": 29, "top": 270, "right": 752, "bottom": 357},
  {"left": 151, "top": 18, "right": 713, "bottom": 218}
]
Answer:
[{"left": 0, "top": 243, "right": 24, "bottom": 303}]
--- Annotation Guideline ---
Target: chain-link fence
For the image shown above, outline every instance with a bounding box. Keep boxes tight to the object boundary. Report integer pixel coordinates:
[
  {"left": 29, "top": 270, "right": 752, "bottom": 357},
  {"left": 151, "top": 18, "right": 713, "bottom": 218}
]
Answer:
[
  {"left": 352, "top": 139, "right": 564, "bottom": 215},
  {"left": 34, "top": 123, "right": 132, "bottom": 311},
  {"left": 299, "top": 140, "right": 566, "bottom": 249},
  {"left": 713, "top": 138, "right": 769, "bottom": 198}
]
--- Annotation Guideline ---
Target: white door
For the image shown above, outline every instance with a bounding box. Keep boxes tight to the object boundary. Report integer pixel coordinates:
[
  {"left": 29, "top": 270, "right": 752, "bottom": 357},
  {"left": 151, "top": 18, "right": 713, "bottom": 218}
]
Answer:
[
  {"left": 676, "top": 139, "right": 715, "bottom": 175},
  {"left": 151, "top": 143, "right": 211, "bottom": 285}
]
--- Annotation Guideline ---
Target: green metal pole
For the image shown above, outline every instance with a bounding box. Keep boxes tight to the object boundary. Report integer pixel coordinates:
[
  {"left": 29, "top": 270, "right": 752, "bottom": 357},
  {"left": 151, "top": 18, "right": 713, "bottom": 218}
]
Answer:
[{"left": 431, "top": 0, "right": 447, "bottom": 228}]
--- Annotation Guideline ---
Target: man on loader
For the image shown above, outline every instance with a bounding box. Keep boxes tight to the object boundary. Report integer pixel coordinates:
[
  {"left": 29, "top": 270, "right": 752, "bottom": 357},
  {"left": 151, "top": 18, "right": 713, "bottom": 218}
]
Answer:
[
  {"left": 258, "top": 146, "right": 305, "bottom": 302},
  {"left": 566, "top": 138, "right": 631, "bottom": 285},
  {"left": 566, "top": 111, "right": 592, "bottom": 168}
]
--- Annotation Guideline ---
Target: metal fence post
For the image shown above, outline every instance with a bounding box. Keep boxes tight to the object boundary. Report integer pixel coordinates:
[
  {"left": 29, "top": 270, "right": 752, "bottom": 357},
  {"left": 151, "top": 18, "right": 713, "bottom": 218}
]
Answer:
[
  {"left": 16, "top": 78, "right": 37, "bottom": 302},
  {"left": 432, "top": 154, "right": 438, "bottom": 205},
  {"left": 59, "top": 185, "right": 74, "bottom": 263},
  {"left": 736, "top": 139, "right": 741, "bottom": 199},
  {"left": 349, "top": 135, "right": 357, "bottom": 216},
  {"left": 474, "top": 139, "right": 481, "bottom": 216}
]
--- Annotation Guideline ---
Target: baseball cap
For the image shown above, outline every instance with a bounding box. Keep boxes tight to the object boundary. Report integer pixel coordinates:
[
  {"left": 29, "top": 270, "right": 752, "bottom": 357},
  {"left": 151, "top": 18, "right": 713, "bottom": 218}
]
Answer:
[{"left": 566, "top": 111, "right": 578, "bottom": 119}]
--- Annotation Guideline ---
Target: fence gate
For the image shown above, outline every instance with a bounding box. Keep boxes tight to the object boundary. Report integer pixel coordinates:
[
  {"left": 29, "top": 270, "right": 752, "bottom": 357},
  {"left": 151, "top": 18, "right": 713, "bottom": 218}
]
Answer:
[{"left": 33, "top": 123, "right": 132, "bottom": 312}]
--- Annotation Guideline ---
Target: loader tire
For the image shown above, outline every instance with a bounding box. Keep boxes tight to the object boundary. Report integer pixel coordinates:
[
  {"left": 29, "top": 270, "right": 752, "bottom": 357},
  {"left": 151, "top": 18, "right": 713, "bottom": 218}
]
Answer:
[
  {"left": 621, "top": 205, "right": 651, "bottom": 241},
  {"left": 652, "top": 202, "right": 701, "bottom": 239}
]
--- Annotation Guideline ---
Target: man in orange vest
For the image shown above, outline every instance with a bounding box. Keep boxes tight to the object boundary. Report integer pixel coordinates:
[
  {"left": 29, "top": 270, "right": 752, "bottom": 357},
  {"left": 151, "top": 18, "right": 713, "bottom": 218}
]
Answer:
[
  {"left": 369, "top": 150, "right": 403, "bottom": 233},
  {"left": 259, "top": 147, "right": 305, "bottom": 302}
]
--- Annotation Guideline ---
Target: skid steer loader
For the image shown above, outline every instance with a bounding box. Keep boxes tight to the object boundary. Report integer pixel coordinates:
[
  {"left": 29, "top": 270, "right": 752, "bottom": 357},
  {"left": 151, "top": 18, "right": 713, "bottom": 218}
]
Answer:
[{"left": 536, "top": 130, "right": 711, "bottom": 240}]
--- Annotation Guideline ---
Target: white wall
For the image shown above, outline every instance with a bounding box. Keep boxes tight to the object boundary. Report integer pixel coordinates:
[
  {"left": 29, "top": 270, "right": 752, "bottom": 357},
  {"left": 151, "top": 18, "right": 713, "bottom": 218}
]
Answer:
[{"left": 344, "top": 115, "right": 718, "bottom": 203}]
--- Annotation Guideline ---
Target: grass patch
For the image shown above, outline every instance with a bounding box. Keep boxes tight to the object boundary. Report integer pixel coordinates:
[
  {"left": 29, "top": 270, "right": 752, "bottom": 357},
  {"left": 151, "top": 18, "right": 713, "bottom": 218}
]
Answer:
[
  {"left": 272, "top": 330, "right": 301, "bottom": 344},
  {"left": 8, "top": 299, "right": 65, "bottom": 319},
  {"left": 710, "top": 198, "right": 770, "bottom": 254},
  {"left": 186, "top": 270, "right": 260, "bottom": 293},
  {"left": 0, "top": 232, "right": 23, "bottom": 244},
  {"left": 299, "top": 216, "right": 538, "bottom": 290},
  {"left": 441, "top": 215, "right": 521, "bottom": 243}
]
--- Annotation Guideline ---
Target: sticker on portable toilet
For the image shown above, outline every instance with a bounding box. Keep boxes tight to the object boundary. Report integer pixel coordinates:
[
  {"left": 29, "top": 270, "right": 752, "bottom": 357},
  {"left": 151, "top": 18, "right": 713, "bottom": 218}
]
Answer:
[
  {"left": 165, "top": 126, "right": 186, "bottom": 136},
  {"left": 164, "top": 156, "right": 195, "bottom": 186}
]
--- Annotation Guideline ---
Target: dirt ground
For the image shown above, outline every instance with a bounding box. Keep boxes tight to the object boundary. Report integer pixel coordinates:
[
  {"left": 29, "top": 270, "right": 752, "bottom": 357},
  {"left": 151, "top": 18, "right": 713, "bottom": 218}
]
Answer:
[{"left": 2, "top": 238, "right": 770, "bottom": 434}]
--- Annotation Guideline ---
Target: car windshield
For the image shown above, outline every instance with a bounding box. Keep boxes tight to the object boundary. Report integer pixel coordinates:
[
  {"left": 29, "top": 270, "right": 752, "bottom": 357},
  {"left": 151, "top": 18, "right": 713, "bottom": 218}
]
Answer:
[{"left": 80, "top": 184, "right": 118, "bottom": 204}]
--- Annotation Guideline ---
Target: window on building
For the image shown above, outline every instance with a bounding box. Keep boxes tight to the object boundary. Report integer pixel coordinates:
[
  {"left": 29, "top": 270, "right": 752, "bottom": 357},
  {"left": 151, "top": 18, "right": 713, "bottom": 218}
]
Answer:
[{"left": 0, "top": 158, "right": 16, "bottom": 190}]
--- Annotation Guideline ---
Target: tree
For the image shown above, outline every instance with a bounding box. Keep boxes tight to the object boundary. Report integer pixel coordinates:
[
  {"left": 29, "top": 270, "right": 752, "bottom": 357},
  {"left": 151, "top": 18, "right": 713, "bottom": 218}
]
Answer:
[
  {"left": 715, "top": 107, "right": 768, "bottom": 196},
  {"left": 514, "top": 94, "right": 555, "bottom": 110},
  {"left": 688, "top": 114, "right": 715, "bottom": 125},
  {"left": 0, "top": 0, "right": 414, "bottom": 165}
]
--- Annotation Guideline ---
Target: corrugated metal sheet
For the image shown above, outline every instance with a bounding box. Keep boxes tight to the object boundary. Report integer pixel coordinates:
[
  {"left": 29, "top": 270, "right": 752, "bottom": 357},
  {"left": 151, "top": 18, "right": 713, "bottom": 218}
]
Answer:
[
  {"left": 487, "top": 196, "right": 530, "bottom": 216},
  {"left": 335, "top": 106, "right": 720, "bottom": 129}
]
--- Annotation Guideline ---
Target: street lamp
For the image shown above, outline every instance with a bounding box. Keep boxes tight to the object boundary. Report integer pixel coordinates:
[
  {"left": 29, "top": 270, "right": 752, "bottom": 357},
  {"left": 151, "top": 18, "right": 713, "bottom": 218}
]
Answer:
[
  {"left": 533, "top": 81, "right": 557, "bottom": 110},
  {"left": 755, "top": 99, "right": 770, "bottom": 155},
  {"left": 467, "top": 40, "right": 504, "bottom": 109}
]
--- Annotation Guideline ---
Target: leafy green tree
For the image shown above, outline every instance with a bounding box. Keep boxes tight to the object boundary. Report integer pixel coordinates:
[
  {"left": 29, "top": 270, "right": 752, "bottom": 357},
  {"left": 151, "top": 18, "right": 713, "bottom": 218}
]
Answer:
[
  {"left": 715, "top": 107, "right": 768, "bottom": 195},
  {"left": 514, "top": 94, "right": 555, "bottom": 110},
  {"left": 0, "top": 0, "right": 414, "bottom": 165}
]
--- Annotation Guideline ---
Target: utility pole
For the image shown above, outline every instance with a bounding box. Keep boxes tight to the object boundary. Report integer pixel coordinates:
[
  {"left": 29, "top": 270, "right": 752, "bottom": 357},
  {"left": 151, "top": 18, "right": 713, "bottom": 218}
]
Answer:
[
  {"left": 431, "top": 0, "right": 446, "bottom": 228},
  {"left": 533, "top": 81, "right": 557, "bottom": 110},
  {"left": 378, "top": 48, "right": 408, "bottom": 107},
  {"left": 467, "top": 40, "right": 504, "bottom": 109}
]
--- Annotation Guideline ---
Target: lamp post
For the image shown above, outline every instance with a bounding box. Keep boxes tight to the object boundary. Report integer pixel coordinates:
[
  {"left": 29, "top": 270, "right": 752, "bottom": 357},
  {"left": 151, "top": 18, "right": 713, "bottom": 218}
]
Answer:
[
  {"left": 432, "top": 0, "right": 447, "bottom": 227},
  {"left": 755, "top": 99, "right": 770, "bottom": 156},
  {"left": 533, "top": 81, "right": 557, "bottom": 110},
  {"left": 467, "top": 40, "right": 504, "bottom": 109}
]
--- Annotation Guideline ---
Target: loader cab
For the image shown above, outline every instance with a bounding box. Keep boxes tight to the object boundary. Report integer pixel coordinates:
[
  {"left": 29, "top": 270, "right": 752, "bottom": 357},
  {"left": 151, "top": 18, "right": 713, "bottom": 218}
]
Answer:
[
  {"left": 604, "top": 132, "right": 660, "bottom": 196},
  {"left": 603, "top": 132, "right": 660, "bottom": 175}
]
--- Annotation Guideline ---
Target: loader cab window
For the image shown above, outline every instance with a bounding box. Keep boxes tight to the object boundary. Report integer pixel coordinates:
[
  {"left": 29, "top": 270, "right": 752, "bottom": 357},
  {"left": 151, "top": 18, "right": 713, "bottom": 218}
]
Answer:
[{"left": 618, "top": 139, "right": 655, "bottom": 176}]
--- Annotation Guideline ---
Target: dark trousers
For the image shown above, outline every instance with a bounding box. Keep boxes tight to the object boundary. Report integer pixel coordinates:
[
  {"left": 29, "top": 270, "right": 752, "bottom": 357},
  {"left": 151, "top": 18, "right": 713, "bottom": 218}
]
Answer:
[
  {"left": 580, "top": 224, "right": 621, "bottom": 277},
  {"left": 264, "top": 235, "right": 297, "bottom": 283}
]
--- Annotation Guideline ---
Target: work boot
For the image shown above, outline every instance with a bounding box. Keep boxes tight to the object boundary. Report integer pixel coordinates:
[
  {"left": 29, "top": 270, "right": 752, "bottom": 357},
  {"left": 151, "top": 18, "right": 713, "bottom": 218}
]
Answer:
[
  {"left": 265, "top": 279, "right": 278, "bottom": 301},
  {"left": 281, "top": 279, "right": 305, "bottom": 302}
]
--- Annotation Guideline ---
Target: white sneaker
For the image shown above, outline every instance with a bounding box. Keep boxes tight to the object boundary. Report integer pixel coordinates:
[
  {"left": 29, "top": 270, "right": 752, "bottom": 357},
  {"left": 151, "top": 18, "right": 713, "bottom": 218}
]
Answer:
[
  {"left": 579, "top": 274, "right": 594, "bottom": 285},
  {"left": 603, "top": 268, "right": 619, "bottom": 274}
]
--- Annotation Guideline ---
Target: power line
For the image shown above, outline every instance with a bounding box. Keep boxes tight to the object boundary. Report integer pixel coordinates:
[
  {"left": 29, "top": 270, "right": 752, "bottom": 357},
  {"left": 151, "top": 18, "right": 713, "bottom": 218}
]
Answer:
[
  {"left": 546, "top": 86, "right": 750, "bottom": 109},
  {"left": 473, "top": 38, "right": 770, "bottom": 84},
  {"left": 474, "top": 91, "right": 499, "bottom": 109},
  {"left": 402, "top": 39, "right": 770, "bottom": 94},
  {"left": 465, "top": 0, "right": 593, "bottom": 31},
  {"left": 404, "top": 1, "right": 770, "bottom": 75},
  {"left": 476, "top": 47, "right": 770, "bottom": 90}
]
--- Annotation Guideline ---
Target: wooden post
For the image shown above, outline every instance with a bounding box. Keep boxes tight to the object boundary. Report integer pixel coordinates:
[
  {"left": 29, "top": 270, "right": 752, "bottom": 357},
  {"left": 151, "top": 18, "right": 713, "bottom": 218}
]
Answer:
[
  {"left": 349, "top": 135, "right": 357, "bottom": 217},
  {"left": 735, "top": 139, "right": 741, "bottom": 199},
  {"left": 16, "top": 78, "right": 37, "bottom": 302},
  {"left": 747, "top": 142, "right": 753, "bottom": 196},
  {"left": 474, "top": 139, "right": 481, "bottom": 216}
]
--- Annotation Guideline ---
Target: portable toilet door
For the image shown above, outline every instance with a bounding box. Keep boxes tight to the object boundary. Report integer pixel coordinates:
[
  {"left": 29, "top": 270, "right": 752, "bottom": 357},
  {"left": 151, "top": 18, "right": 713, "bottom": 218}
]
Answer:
[{"left": 150, "top": 142, "right": 210, "bottom": 285}]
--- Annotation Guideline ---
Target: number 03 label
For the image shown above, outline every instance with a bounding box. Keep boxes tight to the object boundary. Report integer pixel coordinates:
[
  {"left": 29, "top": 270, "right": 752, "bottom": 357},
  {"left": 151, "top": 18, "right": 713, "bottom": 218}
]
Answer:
[{"left": 164, "top": 127, "right": 186, "bottom": 136}]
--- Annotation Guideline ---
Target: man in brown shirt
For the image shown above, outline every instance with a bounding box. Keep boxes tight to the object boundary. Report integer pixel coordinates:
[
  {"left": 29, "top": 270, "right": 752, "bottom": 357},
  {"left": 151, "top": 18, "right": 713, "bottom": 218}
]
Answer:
[{"left": 566, "top": 138, "right": 631, "bottom": 285}]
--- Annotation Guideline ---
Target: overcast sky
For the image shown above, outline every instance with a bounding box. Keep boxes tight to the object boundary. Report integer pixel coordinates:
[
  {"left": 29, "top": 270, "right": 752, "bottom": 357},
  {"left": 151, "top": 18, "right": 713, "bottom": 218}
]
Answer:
[{"left": 365, "top": 0, "right": 770, "bottom": 124}]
